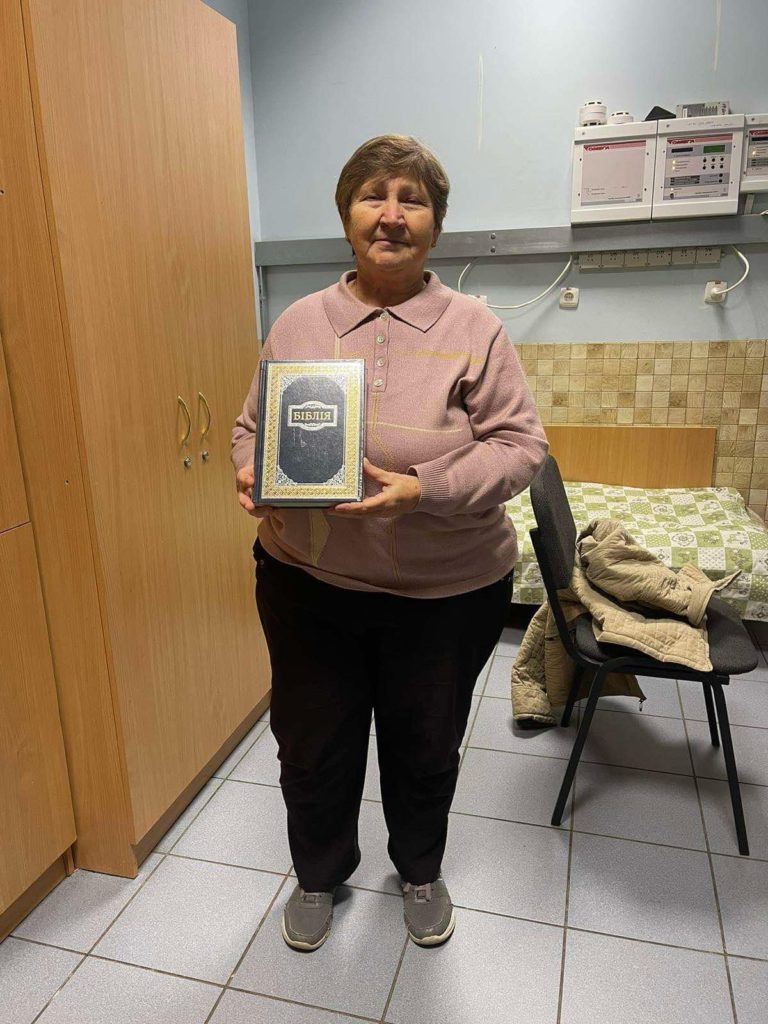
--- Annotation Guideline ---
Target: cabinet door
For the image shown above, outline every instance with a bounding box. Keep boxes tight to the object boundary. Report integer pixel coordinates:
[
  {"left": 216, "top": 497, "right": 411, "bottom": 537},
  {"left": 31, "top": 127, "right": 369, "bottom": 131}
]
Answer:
[
  {"left": 0, "top": 524, "right": 76, "bottom": 913},
  {"left": 0, "top": 337, "right": 28, "bottom": 532},
  {"left": 26, "top": 0, "right": 268, "bottom": 842}
]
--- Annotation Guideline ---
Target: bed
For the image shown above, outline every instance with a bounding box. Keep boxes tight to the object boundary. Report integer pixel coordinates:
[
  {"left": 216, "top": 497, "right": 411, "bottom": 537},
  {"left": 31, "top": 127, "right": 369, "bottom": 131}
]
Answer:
[{"left": 506, "top": 425, "right": 768, "bottom": 621}]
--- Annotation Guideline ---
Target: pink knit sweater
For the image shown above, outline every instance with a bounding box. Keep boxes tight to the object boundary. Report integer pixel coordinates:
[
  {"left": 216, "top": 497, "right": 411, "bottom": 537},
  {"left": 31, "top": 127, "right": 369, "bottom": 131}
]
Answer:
[{"left": 231, "top": 270, "right": 548, "bottom": 598}]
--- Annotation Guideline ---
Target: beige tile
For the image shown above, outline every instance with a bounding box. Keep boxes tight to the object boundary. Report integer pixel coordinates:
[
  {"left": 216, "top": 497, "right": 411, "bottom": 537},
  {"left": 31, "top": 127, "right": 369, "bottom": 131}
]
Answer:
[
  {"left": 550, "top": 407, "right": 568, "bottom": 423},
  {"left": 735, "top": 441, "right": 755, "bottom": 458},
  {"left": 752, "top": 473, "right": 768, "bottom": 488},
  {"left": 687, "top": 375, "right": 706, "bottom": 392},
  {"left": 567, "top": 407, "right": 583, "bottom": 422},
  {"left": 537, "top": 344, "right": 555, "bottom": 359},
  {"left": 635, "top": 408, "right": 652, "bottom": 423},
  {"left": 654, "top": 358, "right": 672, "bottom": 375},
  {"left": 690, "top": 357, "right": 708, "bottom": 374},
  {"left": 671, "top": 358, "right": 690, "bottom": 374},
  {"left": 727, "top": 341, "right": 747, "bottom": 357},
  {"left": 756, "top": 441, "right": 768, "bottom": 457},
  {"left": 601, "top": 392, "right": 618, "bottom": 408},
  {"left": 706, "top": 375, "right": 725, "bottom": 391},
  {"left": 585, "top": 393, "right": 601, "bottom": 409},
  {"left": 587, "top": 343, "right": 604, "bottom": 358},
  {"left": 655, "top": 342, "right": 675, "bottom": 358},
  {"left": 651, "top": 391, "right": 669, "bottom": 407},
  {"left": 670, "top": 374, "right": 689, "bottom": 390},
  {"left": 708, "top": 358, "right": 727, "bottom": 374},
  {"left": 675, "top": 342, "right": 692, "bottom": 357},
  {"left": 621, "top": 343, "right": 639, "bottom": 358},
  {"left": 537, "top": 376, "right": 553, "bottom": 392},
  {"left": 618, "top": 393, "right": 635, "bottom": 408},
  {"left": 670, "top": 392, "right": 687, "bottom": 409},
  {"left": 710, "top": 341, "right": 729, "bottom": 356},
  {"left": 724, "top": 374, "right": 745, "bottom": 390},
  {"left": 601, "top": 375, "right": 619, "bottom": 390},
  {"left": 570, "top": 374, "right": 586, "bottom": 392},
  {"left": 745, "top": 358, "right": 764, "bottom": 375},
  {"left": 617, "top": 408, "right": 634, "bottom": 424},
  {"left": 651, "top": 407, "right": 669, "bottom": 423},
  {"left": 553, "top": 359, "right": 570, "bottom": 375},
  {"left": 743, "top": 375, "right": 762, "bottom": 392},
  {"left": 537, "top": 359, "right": 554, "bottom": 376},
  {"left": 719, "top": 425, "right": 738, "bottom": 440},
  {"left": 735, "top": 458, "right": 754, "bottom": 475},
  {"left": 742, "top": 393, "right": 760, "bottom": 409},
  {"left": 637, "top": 358, "right": 655, "bottom": 375},
  {"left": 720, "top": 409, "right": 739, "bottom": 424},
  {"left": 567, "top": 392, "right": 585, "bottom": 407},
  {"left": 600, "top": 408, "right": 618, "bottom": 423},
  {"left": 603, "top": 359, "right": 621, "bottom": 375},
  {"left": 747, "top": 339, "right": 766, "bottom": 358},
  {"left": 585, "top": 377, "right": 601, "bottom": 392},
  {"left": 635, "top": 375, "right": 654, "bottom": 392},
  {"left": 740, "top": 409, "right": 759, "bottom": 425},
  {"left": 553, "top": 375, "right": 569, "bottom": 391},
  {"left": 653, "top": 375, "right": 671, "bottom": 391},
  {"left": 619, "top": 373, "right": 637, "bottom": 389},
  {"left": 705, "top": 409, "right": 725, "bottom": 425},
  {"left": 552, "top": 392, "right": 569, "bottom": 407},
  {"left": 759, "top": 410, "right": 768, "bottom": 425},
  {"left": 690, "top": 343, "right": 710, "bottom": 359},
  {"left": 635, "top": 392, "right": 652, "bottom": 408},
  {"left": 722, "top": 392, "right": 742, "bottom": 409},
  {"left": 726, "top": 357, "right": 746, "bottom": 374},
  {"left": 604, "top": 343, "right": 622, "bottom": 359},
  {"left": 685, "top": 408, "right": 704, "bottom": 424},
  {"left": 668, "top": 408, "right": 686, "bottom": 424},
  {"left": 717, "top": 441, "right": 736, "bottom": 457},
  {"left": 687, "top": 392, "right": 705, "bottom": 409},
  {"left": 571, "top": 344, "right": 587, "bottom": 359}
]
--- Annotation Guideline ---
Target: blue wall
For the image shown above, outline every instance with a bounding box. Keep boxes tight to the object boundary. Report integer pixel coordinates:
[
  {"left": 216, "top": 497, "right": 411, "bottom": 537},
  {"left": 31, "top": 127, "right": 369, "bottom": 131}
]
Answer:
[{"left": 227, "top": 0, "right": 768, "bottom": 340}]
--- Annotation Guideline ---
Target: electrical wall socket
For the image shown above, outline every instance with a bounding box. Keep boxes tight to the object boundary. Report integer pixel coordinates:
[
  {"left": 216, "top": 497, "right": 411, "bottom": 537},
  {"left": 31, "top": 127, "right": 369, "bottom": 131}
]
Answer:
[
  {"left": 647, "top": 249, "right": 672, "bottom": 266},
  {"left": 624, "top": 250, "right": 648, "bottom": 268},
  {"left": 578, "top": 252, "right": 601, "bottom": 270},
  {"left": 600, "top": 251, "right": 625, "bottom": 268},
  {"left": 696, "top": 246, "right": 721, "bottom": 265},
  {"left": 672, "top": 247, "right": 698, "bottom": 265},
  {"left": 559, "top": 286, "right": 579, "bottom": 309},
  {"left": 705, "top": 280, "right": 727, "bottom": 303}
]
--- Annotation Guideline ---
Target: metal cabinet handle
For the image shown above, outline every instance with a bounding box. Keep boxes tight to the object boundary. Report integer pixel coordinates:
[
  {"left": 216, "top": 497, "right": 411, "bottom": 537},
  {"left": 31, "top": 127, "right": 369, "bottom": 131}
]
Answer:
[
  {"left": 177, "top": 395, "right": 191, "bottom": 446},
  {"left": 198, "top": 391, "right": 211, "bottom": 441}
]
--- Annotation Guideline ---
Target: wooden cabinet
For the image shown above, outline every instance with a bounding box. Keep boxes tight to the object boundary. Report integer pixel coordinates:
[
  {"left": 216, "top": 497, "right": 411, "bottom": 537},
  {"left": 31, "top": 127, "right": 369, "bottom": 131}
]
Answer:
[{"left": 0, "top": 0, "right": 270, "bottom": 910}]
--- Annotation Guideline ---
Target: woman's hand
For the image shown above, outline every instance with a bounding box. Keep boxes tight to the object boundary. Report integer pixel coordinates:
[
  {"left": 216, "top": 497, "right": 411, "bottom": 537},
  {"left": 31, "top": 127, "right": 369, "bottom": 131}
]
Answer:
[
  {"left": 236, "top": 465, "right": 274, "bottom": 518},
  {"left": 330, "top": 458, "right": 421, "bottom": 518}
]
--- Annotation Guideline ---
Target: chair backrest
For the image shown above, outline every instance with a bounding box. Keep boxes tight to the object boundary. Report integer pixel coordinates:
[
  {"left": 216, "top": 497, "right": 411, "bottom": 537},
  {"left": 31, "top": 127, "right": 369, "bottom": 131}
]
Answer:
[{"left": 529, "top": 455, "right": 577, "bottom": 590}]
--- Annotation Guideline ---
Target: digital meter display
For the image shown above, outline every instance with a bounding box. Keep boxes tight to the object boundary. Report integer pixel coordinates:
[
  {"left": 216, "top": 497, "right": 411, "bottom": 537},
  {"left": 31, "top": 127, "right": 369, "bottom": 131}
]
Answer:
[{"left": 704, "top": 145, "right": 726, "bottom": 153}]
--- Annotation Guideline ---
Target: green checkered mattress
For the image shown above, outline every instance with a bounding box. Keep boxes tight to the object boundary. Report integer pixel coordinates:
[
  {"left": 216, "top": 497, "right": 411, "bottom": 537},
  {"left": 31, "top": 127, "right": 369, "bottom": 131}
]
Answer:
[{"left": 505, "top": 483, "right": 768, "bottom": 621}]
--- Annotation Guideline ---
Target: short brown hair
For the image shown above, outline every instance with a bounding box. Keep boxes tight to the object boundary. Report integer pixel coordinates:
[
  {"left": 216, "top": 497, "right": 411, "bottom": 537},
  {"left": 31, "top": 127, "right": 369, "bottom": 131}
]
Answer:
[{"left": 335, "top": 135, "right": 449, "bottom": 234}]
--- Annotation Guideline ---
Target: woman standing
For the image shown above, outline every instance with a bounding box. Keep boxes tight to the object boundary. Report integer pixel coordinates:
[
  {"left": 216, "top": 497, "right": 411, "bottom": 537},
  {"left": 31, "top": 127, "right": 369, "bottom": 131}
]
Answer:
[{"left": 232, "top": 135, "right": 547, "bottom": 952}]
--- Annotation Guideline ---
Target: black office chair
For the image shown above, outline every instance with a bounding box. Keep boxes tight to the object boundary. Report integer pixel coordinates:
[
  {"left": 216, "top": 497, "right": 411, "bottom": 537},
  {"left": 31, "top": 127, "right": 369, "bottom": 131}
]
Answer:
[{"left": 528, "top": 454, "right": 758, "bottom": 855}]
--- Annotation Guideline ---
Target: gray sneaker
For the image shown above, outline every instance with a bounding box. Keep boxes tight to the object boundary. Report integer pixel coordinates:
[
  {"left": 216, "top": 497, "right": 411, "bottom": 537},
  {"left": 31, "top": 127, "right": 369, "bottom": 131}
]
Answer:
[
  {"left": 281, "top": 884, "right": 335, "bottom": 951},
  {"left": 401, "top": 875, "right": 455, "bottom": 946}
]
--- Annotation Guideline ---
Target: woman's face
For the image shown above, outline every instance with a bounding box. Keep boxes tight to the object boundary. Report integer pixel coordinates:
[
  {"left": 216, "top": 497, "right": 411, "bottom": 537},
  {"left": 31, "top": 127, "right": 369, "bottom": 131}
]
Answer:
[{"left": 345, "top": 174, "right": 439, "bottom": 278}]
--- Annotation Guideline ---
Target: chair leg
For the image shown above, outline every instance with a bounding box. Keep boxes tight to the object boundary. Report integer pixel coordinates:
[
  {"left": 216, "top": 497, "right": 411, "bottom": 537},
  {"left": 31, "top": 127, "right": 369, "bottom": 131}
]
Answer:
[
  {"left": 552, "top": 665, "right": 606, "bottom": 826},
  {"left": 702, "top": 681, "right": 720, "bottom": 748},
  {"left": 711, "top": 682, "right": 749, "bottom": 856},
  {"left": 561, "top": 673, "right": 580, "bottom": 728}
]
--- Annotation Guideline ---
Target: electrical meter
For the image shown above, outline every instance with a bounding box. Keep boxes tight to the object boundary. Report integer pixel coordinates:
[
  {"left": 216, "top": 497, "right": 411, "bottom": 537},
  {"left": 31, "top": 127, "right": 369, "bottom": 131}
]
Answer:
[
  {"left": 571, "top": 122, "right": 656, "bottom": 223},
  {"left": 741, "top": 114, "right": 768, "bottom": 193},
  {"left": 652, "top": 114, "right": 744, "bottom": 218}
]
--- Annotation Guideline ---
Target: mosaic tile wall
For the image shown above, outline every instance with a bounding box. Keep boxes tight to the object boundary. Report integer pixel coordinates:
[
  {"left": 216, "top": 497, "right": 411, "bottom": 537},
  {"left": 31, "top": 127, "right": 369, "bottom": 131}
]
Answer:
[{"left": 517, "top": 339, "right": 768, "bottom": 521}]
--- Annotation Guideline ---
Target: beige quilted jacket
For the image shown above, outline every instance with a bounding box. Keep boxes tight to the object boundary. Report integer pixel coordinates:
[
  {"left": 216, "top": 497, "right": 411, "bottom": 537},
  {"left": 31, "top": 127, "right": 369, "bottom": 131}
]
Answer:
[{"left": 511, "top": 519, "right": 740, "bottom": 726}]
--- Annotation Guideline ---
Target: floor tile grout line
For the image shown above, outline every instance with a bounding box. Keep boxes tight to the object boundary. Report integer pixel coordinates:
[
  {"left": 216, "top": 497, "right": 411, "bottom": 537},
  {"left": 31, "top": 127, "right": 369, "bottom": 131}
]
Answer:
[
  {"left": 202, "top": 871, "right": 292, "bottom": 1024},
  {"left": 225, "top": 986, "right": 380, "bottom": 1024},
  {"left": 566, "top": 924, "right": 736, "bottom": 958},
  {"left": 27, "top": 850, "right": 170, "bottom": 1024},
  {"left": 555, "top": 756, "right": 577, "bottom": 1024},
  {"left": 378, "top": 934, "right": 410, "bottom": 1024},
  {"left": 678, "top": 688, "right": 740, "bottom": 1024}
]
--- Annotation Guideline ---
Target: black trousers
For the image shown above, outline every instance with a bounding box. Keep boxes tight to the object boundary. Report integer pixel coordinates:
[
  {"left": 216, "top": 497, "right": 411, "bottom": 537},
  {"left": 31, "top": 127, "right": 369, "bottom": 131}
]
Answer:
[{"left": 254, "top": 539, "right": 513, "bottom": 891}]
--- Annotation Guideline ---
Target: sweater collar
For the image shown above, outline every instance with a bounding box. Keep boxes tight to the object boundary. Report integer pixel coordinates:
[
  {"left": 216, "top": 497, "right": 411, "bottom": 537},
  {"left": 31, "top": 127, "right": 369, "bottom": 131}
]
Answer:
[{"left": 323, "top": 269, "right": 453, "bottom": 337}]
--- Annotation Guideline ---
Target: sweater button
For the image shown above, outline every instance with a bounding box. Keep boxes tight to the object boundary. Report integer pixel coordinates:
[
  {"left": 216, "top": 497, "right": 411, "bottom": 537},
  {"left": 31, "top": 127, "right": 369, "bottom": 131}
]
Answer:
[
  {"left": 376, "top": 335, "right": 385, "bottom": 344},
  {"left": 373, "top": 378, "right": 383, "bottom": 387}
]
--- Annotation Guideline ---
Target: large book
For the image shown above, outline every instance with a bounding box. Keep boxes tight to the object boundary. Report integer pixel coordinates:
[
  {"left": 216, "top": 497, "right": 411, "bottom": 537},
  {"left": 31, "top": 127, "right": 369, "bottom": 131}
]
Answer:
[{"left": 253, "top": 359, "right": 365, "bottom": 506}]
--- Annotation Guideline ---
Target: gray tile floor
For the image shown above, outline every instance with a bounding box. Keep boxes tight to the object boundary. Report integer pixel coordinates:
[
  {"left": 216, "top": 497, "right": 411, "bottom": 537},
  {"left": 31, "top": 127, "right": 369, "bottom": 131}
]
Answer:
[{"left": 4, "top": 617, "right": 768, "bottom": 1023}]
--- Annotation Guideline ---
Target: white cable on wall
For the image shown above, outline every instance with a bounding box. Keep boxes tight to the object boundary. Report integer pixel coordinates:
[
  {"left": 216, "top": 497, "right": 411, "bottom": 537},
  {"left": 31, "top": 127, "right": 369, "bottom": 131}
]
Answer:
[
  {"left": 458, "top": 257, "right": 573, "bottom": 310},
  {"left": 711, "top": 245, "right": 750, "bottom": 297}
]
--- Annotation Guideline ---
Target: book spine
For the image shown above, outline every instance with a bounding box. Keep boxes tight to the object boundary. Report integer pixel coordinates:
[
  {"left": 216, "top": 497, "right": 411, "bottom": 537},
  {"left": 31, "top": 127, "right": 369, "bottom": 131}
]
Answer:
[{"left": 253, "top": 360, "right": 270, "bottom": 504}]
